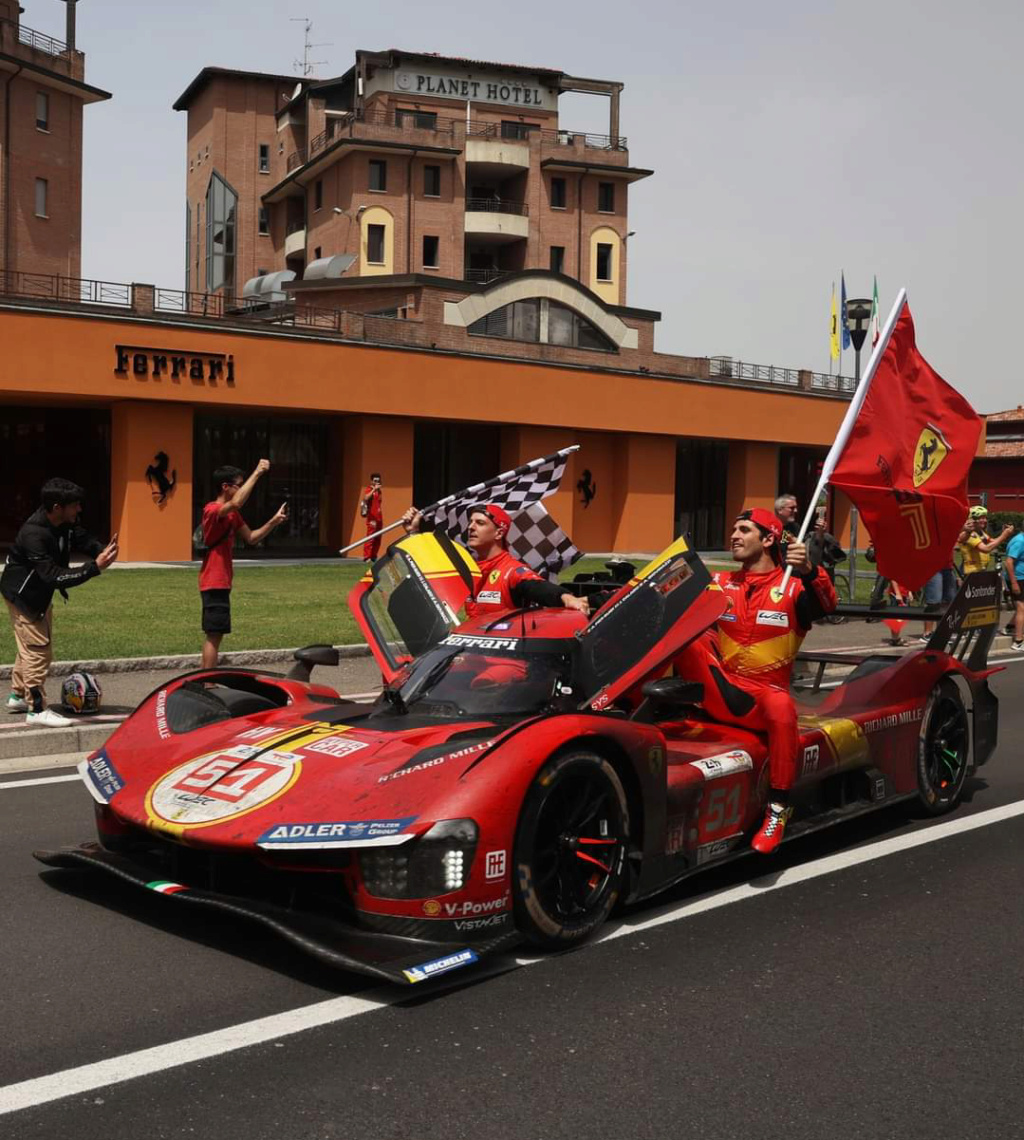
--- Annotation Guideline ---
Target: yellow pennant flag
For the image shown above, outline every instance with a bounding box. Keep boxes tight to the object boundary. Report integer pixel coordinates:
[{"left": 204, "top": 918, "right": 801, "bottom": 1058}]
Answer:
[{"left": 829, "top": 284, "right": 840, "bottom": 361}]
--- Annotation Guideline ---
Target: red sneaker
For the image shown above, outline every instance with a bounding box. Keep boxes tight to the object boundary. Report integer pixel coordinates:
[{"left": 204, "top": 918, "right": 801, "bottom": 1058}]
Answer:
[{"left": 751, "top": 802, "right": 792, "bottom": 855}]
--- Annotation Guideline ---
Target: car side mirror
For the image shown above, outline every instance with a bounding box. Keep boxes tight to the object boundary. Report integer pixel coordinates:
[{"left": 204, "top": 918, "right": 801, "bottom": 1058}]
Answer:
[
  {"left": 632, "top": 677, "right": 704, "bottom": 723},
  {"left": 287, "top": 643, "right": 341, "bottom": 682}
]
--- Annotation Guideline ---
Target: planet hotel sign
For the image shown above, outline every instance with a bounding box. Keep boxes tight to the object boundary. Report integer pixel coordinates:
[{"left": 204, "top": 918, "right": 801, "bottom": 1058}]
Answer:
[{"left": 391, "top": 68, "right": 557, "bottom": 111}]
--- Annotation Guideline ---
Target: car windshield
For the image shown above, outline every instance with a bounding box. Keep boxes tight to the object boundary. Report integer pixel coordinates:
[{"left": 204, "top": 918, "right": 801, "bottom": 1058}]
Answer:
[{"left": 382, "top": 640, "right": 576, "bottom": 719}]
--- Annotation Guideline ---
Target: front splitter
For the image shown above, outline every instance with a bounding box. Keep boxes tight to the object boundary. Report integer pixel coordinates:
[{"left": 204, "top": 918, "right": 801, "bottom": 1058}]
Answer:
[{"left": 34, "top": 843, "right": 520, "bottom": 986}]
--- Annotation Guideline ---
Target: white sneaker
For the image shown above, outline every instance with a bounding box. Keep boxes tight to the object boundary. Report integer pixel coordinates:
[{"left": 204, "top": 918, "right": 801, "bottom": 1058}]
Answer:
[
  {"left": 1011, "top": 641, "right": 1024, "bottom": 653},
  {"left": 26, "top": 708, "right": 74, "bottom": 728},
  {"left": 6, "top": 693, "right": 28, "bottom": 714}
]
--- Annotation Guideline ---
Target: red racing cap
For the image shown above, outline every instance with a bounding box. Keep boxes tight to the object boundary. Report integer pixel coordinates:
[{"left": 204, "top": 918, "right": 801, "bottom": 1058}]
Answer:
[
  {"left": 470, "top": 503, "right": 513, "bottom": 538},
  {"left": 738, "top": 507, "right": 784, "bottom": 542}
]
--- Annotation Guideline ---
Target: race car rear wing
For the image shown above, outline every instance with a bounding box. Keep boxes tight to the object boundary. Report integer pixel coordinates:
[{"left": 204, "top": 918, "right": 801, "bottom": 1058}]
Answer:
[{"left": 923, "top": 570, "right": 1001, "bottom": 671}]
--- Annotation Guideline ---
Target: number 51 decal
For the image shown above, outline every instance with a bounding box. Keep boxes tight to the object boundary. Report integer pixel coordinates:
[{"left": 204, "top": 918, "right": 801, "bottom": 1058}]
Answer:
[{"left": 702, "top": 783, "right": 743, "bottom": 836}]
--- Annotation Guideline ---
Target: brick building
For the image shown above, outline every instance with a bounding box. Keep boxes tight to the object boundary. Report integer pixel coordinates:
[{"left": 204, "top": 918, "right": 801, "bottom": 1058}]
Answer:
[
  {"left": 0, "top": 0, "right": 109, "bottom": 278},
  {"left": 970, "top": 406, "right": 1024, "bottom": 513},
  {"left": 173, "top": 50, "right": 647, "bottom": 306},
  {"left": 0, "top": 40, "right": 860, "bottom": 562}
]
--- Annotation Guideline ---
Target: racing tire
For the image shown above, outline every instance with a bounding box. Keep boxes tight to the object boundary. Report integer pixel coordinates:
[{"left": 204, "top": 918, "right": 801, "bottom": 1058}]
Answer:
[
  {"left": 916, "top": 678, "right": 970, "bottom": 815},
  {"left": 512, "top": 750, "right": 629, "bottom": 950}
]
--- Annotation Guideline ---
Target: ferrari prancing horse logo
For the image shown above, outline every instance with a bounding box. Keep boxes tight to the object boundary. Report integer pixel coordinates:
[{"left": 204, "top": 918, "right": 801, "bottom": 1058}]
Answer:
[{"left": 913, "top": 425, "right": 950, "bottom": 488}]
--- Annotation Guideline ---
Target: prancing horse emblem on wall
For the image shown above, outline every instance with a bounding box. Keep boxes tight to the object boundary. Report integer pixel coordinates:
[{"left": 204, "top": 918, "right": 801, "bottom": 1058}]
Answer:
[
  {"left": 577, "top": 468, "right": 597, "bottom": 509},
  {"left": 146, "top": 451, "right": 177, "bottom": 505}
]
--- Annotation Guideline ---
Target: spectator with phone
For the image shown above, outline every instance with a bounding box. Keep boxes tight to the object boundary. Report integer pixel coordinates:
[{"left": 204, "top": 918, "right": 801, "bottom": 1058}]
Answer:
[
  {"left": 199, "top": 460, "right": 288, "bottom": 668},
  {"left": 1, "top": 478, "right": 118, "bottom": 726}
]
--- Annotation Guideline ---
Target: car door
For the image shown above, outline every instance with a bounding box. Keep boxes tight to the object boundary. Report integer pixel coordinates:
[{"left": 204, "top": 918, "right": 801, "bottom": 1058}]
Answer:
[
  {"left": 348, "top": 531, "right": 479, "bottom": 683},
  {"left": 575, "top": 536, "right": 728, "bottom": 711}
]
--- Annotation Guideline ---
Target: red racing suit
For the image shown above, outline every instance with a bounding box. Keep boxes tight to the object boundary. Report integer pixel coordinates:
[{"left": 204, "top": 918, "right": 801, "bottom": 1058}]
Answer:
[
  {"left": 465, "top": 549, "right": 546, "bottom": 618},
  {"left": 362, "top": 486, "right": 383, "bottom": 561},
  {"left": 672, "top": 563, "right": 836, "bottom": 790}
]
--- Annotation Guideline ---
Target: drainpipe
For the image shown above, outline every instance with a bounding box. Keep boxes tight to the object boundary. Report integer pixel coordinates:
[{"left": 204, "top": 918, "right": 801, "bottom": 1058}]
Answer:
[
  {"left": 575, "top": 166, "right": 592, "bottom": 283},
  {"left": 2, "top": 63, "right": 24, "bottom": 274},
  {"left": 406, "top": 148, "right": 418, "bottom": 274}
]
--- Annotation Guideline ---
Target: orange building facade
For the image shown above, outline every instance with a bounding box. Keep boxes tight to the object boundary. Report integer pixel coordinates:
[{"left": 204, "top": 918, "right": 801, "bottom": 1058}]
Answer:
[{"left": 0, "top": 280, "right": 854, "bottom": 562}]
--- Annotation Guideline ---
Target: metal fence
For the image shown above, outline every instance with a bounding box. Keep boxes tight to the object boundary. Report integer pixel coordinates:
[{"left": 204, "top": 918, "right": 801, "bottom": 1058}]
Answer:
[
  {"left": 539, "top": 128, "right": 628, "bottom": 151},
  {"left": 14, "top": 21, "right": 68, "bottom": 57},
  {"left": 465, "top": 197, "right": 529, "bottom": 216}
]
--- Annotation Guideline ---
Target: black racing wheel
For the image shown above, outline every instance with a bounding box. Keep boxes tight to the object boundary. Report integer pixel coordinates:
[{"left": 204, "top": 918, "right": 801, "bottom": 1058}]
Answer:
[
  {"left": 917, "top": 678, "right": 970, "bottom": 815},
  {"left": 512, "top": 751, "right": 629, "bottom": 949}
]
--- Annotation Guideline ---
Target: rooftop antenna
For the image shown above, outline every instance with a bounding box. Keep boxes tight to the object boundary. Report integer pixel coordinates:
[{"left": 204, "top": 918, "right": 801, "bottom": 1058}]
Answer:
[{"left": 290, "top": 17, "right": 331, "bottom": 78}]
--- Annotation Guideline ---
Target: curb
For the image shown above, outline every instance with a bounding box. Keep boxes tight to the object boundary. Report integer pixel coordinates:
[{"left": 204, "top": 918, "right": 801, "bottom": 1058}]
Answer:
[
  {"left": 0, "top": 642, "right": 371, "bottom": 680},
  {"left": 0, "top": 722, "right": 114, "bottom": 762}
]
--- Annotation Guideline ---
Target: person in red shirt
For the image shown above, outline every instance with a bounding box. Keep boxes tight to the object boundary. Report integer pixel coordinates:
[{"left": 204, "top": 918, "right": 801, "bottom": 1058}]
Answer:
[
  {"left": 401, "top": 503, "right": 590, "bottom": 617},
  {"left": 361, "top": 473, "right": 384, "bottom": 562},
  {"left": 199, "top": 460, "right": 288, "bottom": 668},
  {"left": 672, "top": 507, "right": 836, "bottom": 854}
]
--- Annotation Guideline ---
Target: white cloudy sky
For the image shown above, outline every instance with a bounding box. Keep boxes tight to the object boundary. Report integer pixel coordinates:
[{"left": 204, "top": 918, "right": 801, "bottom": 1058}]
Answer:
[{"left": 36, "top": 0, "right": 1022, "bottom": 412}]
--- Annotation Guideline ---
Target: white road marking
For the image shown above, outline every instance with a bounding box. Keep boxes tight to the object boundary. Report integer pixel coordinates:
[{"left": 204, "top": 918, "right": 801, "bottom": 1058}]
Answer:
[
  {"left": 2, "top": 797, "right": 1023, "bottom": 1117},
  {"left": 0, "top": 774, "right": 79, "bottom": 791}
]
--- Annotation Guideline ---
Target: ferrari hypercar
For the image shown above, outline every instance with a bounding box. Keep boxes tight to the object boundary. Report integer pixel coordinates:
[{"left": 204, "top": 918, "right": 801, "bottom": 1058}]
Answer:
[{"left": 36, "top": 536, "right": 1001, "bottom": 987}]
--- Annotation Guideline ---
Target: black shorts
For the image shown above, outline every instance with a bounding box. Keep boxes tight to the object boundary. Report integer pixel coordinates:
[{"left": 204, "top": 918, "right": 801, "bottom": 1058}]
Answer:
[{"left": 201, "top": 589, "right": 232, "bottom": 635}]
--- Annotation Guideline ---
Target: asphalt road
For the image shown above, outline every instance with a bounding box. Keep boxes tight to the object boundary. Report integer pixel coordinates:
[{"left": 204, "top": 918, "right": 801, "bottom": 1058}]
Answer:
[{"left": 2, "top": 647, "right": 1023, "bottom": 1138}]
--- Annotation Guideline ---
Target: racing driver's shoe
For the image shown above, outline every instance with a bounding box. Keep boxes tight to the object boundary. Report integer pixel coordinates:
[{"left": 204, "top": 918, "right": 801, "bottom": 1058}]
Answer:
[{"left": 751, "top": 802, "right": 792, "bottom": 855}]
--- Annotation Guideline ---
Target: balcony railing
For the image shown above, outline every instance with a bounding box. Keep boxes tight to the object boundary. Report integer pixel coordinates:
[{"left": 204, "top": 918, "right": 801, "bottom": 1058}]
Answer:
[
  {"left": 287, "top": 107, "right": 461, "bottom": 171},
  {"left": 464, "top": 268, "right": 512, "bottom": 284},
  {"left": 539, "top": 128, "right": 628, "bottom": 152},
  {"left": 465, "top": 197, "right": 529, "bottom": 217},
  {"left": 14, "top": 21, "right": 69, "bottom": 57}
]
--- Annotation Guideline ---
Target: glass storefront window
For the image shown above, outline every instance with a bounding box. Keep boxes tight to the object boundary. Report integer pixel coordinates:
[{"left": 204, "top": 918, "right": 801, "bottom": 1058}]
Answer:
[{"left": 193, "top": 414, "right": 329, "bottom": 553}]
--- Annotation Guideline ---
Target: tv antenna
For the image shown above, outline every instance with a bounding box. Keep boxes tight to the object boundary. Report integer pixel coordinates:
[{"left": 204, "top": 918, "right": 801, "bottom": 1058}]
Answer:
[{"left": 291, "top": 18, "right": 331, "bottom": 77}]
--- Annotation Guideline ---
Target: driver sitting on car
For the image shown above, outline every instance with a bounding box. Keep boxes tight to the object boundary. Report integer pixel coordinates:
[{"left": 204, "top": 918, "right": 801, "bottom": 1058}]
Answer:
[
  {"left": 671, "top": 507, "right": 836, "bottom": 854},
  {"left": 401, "top": 503, "right": 590, "bottom": 618}
]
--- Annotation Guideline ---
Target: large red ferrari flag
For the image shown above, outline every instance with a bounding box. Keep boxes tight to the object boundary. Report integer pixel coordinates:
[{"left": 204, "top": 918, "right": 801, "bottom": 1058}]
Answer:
[{"left": 829, "top": 302, "right": 982, "bottom": 590}]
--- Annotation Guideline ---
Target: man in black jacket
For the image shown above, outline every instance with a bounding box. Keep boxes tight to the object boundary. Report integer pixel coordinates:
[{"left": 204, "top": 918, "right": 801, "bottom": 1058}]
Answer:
[{"left": 1, "top": 479, "right": 118, "bottom": 727}]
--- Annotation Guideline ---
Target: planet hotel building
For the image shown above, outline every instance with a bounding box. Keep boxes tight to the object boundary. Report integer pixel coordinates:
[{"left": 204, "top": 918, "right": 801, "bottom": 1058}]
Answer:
[{"left": 0, "top": 17, "right": 859, "bottom": 561}]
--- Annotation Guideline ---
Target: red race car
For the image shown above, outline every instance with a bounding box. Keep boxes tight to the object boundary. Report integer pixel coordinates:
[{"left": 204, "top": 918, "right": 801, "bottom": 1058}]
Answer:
[{"left": 37, "top": 535, "right": 1000, "bottom": 987}]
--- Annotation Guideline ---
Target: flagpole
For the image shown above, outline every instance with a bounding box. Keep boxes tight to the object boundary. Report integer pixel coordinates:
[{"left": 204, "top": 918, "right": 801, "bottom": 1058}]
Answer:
[{"left": 778, "top": 287, "right": 908, "bottom": 594}]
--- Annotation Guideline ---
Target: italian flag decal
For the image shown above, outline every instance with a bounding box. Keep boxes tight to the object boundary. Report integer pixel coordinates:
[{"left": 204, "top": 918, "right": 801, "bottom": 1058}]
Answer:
[{"left": 146, "top": 880, "right": 188, "bottom": 895}]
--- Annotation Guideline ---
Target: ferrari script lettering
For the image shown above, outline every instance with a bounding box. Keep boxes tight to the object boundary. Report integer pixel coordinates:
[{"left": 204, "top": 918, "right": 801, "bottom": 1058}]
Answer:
[{"left": 443, "top": 634, "right": 519, "bottom": 650}]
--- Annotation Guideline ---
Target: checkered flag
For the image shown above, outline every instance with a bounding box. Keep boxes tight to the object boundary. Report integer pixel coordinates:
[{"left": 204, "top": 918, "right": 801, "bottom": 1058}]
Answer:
[
  {"left": 507, "top": 502, "right": 583, "bottom": 579},
  {"left": 420, "top": 446, "right": 577, "bottom": 543}
]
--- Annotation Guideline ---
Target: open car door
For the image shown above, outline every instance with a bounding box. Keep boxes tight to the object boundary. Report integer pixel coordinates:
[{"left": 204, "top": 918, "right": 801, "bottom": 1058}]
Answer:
[
  {"left": 348, "top": 532, "right": 479, "bottom": 682},
  {"left": 576, "top": 537, "right": 728, "bottom": 711}
]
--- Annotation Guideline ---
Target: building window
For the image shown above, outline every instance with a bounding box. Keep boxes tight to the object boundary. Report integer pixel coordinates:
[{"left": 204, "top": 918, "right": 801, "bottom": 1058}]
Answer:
[
  {"left": 369, "top": 159, "right": 387, "bottom": 191},
  {"left": 258, "top": 206, "right": 269, "bottom": 235},
  {"left": 468, "top": 299, "right": 612, "bottom": 351},
  {"left": 598, "top": 182, "right": 615, "bottom": 212},
  {"left": 423, "top": 235, "right": 439, "bottom": 268},
  {"left": 550, "top": 177, "right": 566, "bottom": 209},
  {"left": 258, "top": 144, "right": 270, "bottom": 173},
  {"left": 424, "top": 165, "right": 441, "bottom": 197},
  {"left": 549, "top": 246, "right": 565, "bottom": 274},
  {"left": 367, "top": 223, "right": 386, "bottom": 264},
  {"left": 596, "top": 242, "right": 613, "bottom": 281},
  {"left": 314, "top": 179, "right": 323, "bottom": 210},
  {"left": 278, "top": 140, "right": 284, "bottom": 154},
  {"left": 36, "top": 92, "right": 49, "bottom": 131},
  {"left": 397, "top": 109, "right": 437, "bottom": 130},
  {"left": 500, "top": 121, "right": 535, "bottom": 141},
  {"left": 34, "top": 178, "right": 48, "bottom": 217},
  {"left": 314, "top": 246, "right": 322, "bottom": 260},
  {"left": 205, "top": 171, "right": 237, "bottom": 293}
]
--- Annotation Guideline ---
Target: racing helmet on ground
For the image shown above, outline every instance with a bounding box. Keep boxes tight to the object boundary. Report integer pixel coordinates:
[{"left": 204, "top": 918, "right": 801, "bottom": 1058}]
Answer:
[{"left": 61, "top": 671, "right": 103, "bottom": 714}]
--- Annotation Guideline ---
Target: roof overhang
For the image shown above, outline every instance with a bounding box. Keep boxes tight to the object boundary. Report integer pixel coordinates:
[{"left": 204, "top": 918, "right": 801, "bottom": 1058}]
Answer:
[
  {"left": 173, "top": 67, "right": 308, "bottom": 112},
  {"left": 0, "top": 53, "right": 111, "bottom": 103},
  {"left": 263, "top": 138, "right": 461, "bottom": 203},
  {"left": 539, "top": 158, "right": 652, "bottom": 182}
]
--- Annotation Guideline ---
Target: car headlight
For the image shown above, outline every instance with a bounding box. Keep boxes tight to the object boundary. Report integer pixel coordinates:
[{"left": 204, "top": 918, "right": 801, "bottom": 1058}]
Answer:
[{"left": 360, "top": 818, "right": 478, "bottom": 899}]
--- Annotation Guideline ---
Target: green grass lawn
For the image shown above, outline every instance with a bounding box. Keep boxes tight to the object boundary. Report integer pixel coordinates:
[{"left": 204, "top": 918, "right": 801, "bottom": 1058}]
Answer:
[{"left": 0, "top": 552, "right": 888, "bottom": 665}]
